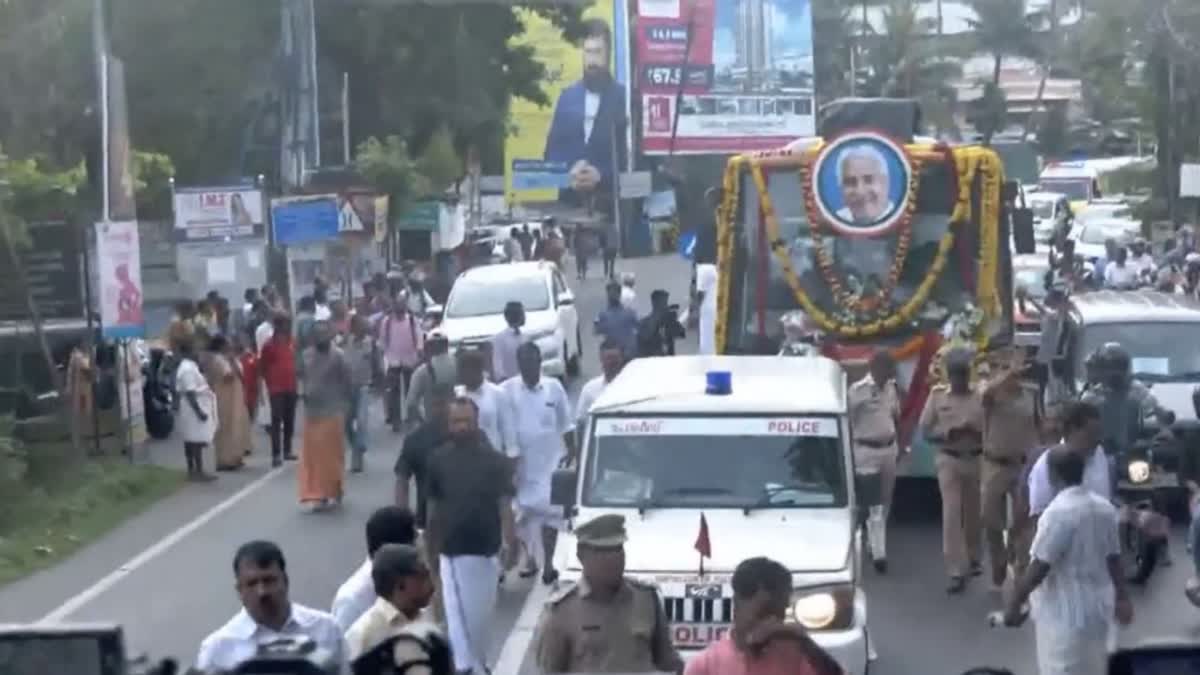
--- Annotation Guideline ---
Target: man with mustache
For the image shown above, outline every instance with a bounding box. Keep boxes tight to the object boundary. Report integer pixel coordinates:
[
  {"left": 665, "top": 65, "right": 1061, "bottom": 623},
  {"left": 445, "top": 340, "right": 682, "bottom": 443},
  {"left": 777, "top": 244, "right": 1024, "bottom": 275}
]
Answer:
[
  {"left": 834, "top": 145, "right": 895, "bottom": 226},
  {"left": 543, "top": 18, "right": 627, "bottom": 207}
]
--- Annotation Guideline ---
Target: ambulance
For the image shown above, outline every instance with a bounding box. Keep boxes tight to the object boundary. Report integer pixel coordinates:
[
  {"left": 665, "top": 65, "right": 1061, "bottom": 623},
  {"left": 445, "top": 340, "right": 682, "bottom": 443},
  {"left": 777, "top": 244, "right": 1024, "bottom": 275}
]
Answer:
[
  {"left": 1039, "top": 157, "right": 1154, "bottom": 213},
  {"left": 551, "top": 355, "right": 870, "bottom": 674}
]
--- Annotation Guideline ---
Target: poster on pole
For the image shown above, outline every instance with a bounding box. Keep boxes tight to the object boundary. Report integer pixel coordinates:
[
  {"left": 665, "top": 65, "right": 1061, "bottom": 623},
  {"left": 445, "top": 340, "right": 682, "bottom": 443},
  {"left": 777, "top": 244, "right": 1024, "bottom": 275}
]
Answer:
[
  {"left": 96, "top": 220, "right": 145, "bottom": 339},
  {"left": 107, "top": 57, "right": 138, "bottom": 222},
  {"left": 173, "top": 187, "right": 266, "bottom": 243},
  {"left": 638, "top": 0, "right": 816, "bottom": 154},
  {"left": 504, "top": 0, "right": 631, "bottom": 206}
]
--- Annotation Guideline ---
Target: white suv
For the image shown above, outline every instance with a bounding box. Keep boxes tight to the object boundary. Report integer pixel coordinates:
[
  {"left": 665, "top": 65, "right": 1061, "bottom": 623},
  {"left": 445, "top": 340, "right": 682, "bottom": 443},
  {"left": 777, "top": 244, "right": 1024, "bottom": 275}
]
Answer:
[{"left": 435, "top": 261, "right": 581, "bottom": 378}]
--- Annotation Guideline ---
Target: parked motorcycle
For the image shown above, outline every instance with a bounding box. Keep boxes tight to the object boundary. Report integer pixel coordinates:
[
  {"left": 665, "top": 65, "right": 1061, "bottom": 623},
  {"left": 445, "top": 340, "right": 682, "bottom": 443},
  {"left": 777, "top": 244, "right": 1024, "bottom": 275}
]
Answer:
[
  {"left": 142, "top": 346, "right": 175, "bottom": 440},
  {"left": 1115, "top": 436, "right": 1175, "bottom": 584}
]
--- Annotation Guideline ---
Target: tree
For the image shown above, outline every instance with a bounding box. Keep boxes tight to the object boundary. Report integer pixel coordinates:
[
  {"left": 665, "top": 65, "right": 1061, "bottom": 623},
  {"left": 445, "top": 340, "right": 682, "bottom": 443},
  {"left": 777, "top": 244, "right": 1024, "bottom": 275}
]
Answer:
[
  {"left": 965, "top": 0, "right": 1042, "bottom": 143},
  {"left": 354, "top": 136, "right": 431, "bottom": 224},
  {"left": 811, "top": 0, "right": 858, "bottom": 101}
]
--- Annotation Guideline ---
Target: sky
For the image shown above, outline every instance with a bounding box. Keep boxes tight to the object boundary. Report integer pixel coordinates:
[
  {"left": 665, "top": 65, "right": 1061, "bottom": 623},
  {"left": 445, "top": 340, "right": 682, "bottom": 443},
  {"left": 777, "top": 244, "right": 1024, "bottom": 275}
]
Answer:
[{"left": 712, "top": 0, "right": 813, "bottom": 70}]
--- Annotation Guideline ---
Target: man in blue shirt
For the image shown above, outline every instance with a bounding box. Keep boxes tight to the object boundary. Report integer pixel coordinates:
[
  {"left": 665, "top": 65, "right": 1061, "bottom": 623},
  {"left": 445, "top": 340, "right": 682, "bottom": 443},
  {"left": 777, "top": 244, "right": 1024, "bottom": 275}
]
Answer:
[{"left": 594, "top": 280, "right": 639, "bottom": 358}]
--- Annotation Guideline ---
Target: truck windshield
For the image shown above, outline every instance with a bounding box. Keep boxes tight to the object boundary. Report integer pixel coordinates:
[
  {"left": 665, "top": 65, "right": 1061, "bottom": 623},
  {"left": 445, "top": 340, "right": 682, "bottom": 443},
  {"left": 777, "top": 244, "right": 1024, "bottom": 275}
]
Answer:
[
  {"left": 1039, "top": 179, "right": 1091, "bottom": 201},
  {"left": 1078, "top": 322, "right": 1200, "bottom": 381},
  {"left": 583, "top": 416, "right": 847, "bottom": 509}
]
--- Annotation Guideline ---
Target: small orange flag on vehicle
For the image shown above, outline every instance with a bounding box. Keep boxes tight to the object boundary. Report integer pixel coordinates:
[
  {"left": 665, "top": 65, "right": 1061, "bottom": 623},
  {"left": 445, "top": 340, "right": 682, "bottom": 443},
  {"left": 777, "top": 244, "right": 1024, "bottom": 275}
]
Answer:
[{"left": 694, "top": 513, "right": 711, "bottom": 576}]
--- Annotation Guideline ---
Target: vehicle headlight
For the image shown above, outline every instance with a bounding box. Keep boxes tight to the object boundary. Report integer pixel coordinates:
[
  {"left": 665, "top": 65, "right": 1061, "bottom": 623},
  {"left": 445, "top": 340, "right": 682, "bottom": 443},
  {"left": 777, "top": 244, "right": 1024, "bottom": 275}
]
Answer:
[
  {"left": 789, "top": 585, "right": 854, "bottom": 631},
  {"left": 1127, "top": 460, "right": 1151, "bottom": 484}
]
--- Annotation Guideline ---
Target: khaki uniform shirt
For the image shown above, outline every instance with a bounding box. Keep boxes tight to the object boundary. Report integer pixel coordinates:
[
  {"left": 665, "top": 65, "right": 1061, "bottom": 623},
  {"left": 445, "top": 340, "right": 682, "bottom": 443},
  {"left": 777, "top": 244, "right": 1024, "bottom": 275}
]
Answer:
[
  {"left": 919, "top": 385, "right": 985, "bottom": 453},
  {"left": 848, "top": 374, "right": 900, "bottom": 473},
  {"left": 982, "top": 381, "right": 1039, "bottom": 461},
  {"left": 535, "top": 577, "right": 682, "bottom": 674}
]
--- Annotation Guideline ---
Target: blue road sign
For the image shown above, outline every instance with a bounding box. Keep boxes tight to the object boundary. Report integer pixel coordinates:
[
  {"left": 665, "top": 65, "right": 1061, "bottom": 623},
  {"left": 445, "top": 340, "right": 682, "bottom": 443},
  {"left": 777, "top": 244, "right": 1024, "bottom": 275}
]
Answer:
[{"left": 678, "top": 230, "right": 696, "bottom": 260}]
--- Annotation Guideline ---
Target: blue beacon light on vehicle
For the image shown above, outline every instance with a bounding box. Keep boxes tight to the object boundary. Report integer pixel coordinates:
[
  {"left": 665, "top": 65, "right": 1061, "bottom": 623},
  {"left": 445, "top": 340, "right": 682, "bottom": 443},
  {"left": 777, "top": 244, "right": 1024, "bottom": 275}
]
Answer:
[{"left": 706, "top": 371, "right": 732, "bottom": 395}]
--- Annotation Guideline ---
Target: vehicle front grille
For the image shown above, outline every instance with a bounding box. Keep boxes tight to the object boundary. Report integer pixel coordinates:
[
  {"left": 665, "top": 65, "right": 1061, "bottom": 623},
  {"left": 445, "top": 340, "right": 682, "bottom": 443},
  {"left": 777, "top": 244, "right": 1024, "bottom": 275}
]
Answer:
[{"left": 663, "top": 597, "right": 733, "bottom": 623}]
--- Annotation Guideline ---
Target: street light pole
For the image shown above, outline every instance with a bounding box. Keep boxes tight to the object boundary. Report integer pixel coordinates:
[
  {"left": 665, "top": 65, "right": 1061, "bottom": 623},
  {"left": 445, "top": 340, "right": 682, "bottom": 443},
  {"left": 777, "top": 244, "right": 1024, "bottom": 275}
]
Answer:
[{"left": 93, "top": 0, "right": 110, "bottom": 222}]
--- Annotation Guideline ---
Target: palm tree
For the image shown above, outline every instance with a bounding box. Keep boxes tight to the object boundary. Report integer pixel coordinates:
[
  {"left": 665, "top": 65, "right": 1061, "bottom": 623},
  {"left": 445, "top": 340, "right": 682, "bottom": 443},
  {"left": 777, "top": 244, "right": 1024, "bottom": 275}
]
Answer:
[
  {"left": 965, "top": 0, "right": 1043, "bottom": 142},
  {"left": 860, "top": 0, "right": 963, "bottom": 135},
  {"left": 1022, "top": 0, "right": 1064, "bottom": 141}
]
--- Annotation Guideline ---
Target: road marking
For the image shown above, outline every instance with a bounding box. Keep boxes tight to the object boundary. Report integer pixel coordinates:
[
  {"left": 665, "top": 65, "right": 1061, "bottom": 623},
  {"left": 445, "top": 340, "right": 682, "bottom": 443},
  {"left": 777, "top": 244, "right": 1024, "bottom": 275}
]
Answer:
[
  {"left": 38, "top": 465, "right": 286, "bottom": 624},
  {"left": 493, "top": 580, "right": 551, "bottom": 674}
]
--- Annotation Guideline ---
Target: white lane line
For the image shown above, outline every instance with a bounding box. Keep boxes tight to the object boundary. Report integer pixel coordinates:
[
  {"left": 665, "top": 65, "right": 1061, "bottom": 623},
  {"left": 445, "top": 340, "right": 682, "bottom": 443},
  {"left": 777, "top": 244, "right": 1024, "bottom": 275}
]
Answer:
[
  {"left": 39, "top": 465, "right": 286, "bottom": 623},
  {"left": 493, "top": 580, "right": 551, "bottom": 674}
]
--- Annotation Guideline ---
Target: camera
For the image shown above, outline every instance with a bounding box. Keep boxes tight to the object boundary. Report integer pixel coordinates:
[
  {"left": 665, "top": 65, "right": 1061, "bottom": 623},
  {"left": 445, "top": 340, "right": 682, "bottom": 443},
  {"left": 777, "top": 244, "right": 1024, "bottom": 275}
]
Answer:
[{"left": 229, "top": 636, "right": 340, "bottom": 675}]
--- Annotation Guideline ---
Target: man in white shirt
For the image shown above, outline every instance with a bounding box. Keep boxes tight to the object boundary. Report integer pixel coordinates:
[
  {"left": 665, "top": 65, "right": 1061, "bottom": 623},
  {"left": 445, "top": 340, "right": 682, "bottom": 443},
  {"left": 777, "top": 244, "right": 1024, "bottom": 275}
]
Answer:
[
  {"left": 1129, "top": 238, "right": 1155, "bottom": 278},
  {"left": 501, "top": 342, "right": 574, "bottom": 584},
  {"left": 332, "top": 506, "right": 419, "bottom": 632},
  {"left": 196, "top": 540, "right": 347, "bottom": 673},
  {"left": 619, "top": 272, "right": 637, "bottom": 311},
  {"left": 1027, "top": 401, "right": 1112, "bottom": 518},
  {"left": 491, "top": 301, "right": 526, "bottom": 383},
  {"left": 575, "top": 339, "right": 625, "bottom": 430},
  {"left": 457, "top": 349, "right": 513, "bottom": 453},
  {"left": 344, "top": 544, "right": 434, "bottom": 661},
  {"left": 1104, "top": 247, "right": 1138, "bottom": 289},
  {"left": 1003, "top": 444, "right": 1132, "bottom": 674}
]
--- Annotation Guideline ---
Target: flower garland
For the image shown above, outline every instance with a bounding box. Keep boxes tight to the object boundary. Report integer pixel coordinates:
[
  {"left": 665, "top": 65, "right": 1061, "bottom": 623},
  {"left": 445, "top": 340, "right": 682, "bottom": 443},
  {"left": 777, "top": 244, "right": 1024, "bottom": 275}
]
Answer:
[
  {"left": 799, "top": 152, "right": 922, "bottom": 316},
  {"left": 750, "top": 157, "right": 959, "bottom": 339},
  {"left": 714, "top": 156, "right": 742, "bottom": 354}
]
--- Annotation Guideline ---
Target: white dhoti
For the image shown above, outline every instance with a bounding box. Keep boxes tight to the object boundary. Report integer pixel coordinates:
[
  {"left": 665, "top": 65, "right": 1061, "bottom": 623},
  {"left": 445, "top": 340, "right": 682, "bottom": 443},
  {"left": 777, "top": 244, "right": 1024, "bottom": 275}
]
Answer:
[
  {"left": 440, "top": 554, "right": 500, "bottom": 674},
  {"left": 514, "top": 433, "right": 565, "bottom": 568},
  {"left": 698, "top": 308, "right": 716, "bottom": 355},
  {"left": 1034, "top": 622, "right": 1109, "bottom": 675}
]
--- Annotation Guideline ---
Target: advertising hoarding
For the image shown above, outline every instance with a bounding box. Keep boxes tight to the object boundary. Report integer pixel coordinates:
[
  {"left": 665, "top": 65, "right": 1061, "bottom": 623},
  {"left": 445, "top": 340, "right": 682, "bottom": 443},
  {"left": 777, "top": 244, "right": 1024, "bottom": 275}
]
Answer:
[
  {"left": 638, "top": 0, "right": 816, "bottom": 154},
  {"left": 173, "top": 187, "right": 266, "bottom": 243}
]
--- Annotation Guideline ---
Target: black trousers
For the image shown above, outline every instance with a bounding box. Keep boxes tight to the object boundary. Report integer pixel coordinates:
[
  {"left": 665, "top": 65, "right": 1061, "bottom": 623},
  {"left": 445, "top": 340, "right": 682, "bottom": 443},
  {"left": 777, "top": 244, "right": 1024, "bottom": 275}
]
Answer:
[{"left": 269, "top": 392, "right": 298, "bottom": 459}]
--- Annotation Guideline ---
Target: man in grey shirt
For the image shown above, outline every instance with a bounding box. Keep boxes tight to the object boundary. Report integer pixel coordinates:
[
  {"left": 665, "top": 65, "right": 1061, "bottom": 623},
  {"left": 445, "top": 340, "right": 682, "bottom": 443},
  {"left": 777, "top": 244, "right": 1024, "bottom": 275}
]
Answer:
[
  {"left": 404, "top": 333, "right": 458, "bottom": 423},
  {"left": 299, "top": 321, "right": 355, "bottom": 510},
  {"left": 341, "top": 315, "right": 376, "bottom": 471}
]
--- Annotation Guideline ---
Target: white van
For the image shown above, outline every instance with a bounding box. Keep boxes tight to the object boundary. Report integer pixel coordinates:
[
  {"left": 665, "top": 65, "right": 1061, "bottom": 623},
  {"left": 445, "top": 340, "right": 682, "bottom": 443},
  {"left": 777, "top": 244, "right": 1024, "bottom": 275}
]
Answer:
[{"left": 551, "top": 355, "right": 870, "bottom": 674}]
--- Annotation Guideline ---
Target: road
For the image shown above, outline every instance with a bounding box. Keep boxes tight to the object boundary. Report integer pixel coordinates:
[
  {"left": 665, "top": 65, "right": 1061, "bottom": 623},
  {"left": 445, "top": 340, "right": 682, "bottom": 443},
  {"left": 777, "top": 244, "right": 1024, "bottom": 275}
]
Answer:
[{"left": 2, "top": 253, "right": 1199, "bottom": 675}]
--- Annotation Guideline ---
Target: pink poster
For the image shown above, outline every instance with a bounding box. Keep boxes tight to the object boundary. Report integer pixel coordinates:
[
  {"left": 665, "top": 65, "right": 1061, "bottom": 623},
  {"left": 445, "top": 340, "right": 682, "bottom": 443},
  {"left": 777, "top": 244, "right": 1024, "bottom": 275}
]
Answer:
[{"left": 96, "top": 220, "right": 145, "bottom": 338}]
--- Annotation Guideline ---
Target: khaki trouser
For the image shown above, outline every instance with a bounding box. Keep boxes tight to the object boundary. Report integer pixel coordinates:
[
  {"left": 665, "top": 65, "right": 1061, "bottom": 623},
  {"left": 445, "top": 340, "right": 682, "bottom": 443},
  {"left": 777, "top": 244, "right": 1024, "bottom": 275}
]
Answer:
[
  {"left": 855, "top": 444, "right": 899, "bottom": 561},
  {"left": 980, "top": 456, "right": 1029, "bottom": 584},
  {"left": 935, "top": 450, "right": 982, "bottom": 578}
]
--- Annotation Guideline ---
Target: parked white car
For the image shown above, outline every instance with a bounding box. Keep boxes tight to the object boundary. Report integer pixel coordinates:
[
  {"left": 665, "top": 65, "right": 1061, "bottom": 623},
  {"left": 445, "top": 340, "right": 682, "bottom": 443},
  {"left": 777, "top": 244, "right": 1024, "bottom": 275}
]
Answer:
[
  {"left": 434, "top": 261, "right": 580, "bottom": 378},
  {"left": 1026, "top": 191, "right": 1071, "bottom": 244},
  {"left": 1075, "top": 201, "right": 1133, "bottom": 228}
]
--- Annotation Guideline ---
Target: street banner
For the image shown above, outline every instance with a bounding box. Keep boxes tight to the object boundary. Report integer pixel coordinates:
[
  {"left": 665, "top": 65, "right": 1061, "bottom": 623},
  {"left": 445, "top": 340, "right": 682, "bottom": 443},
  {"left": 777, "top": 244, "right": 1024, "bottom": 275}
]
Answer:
[
  {"left": 173, "top": 187, "right": 266, "bottom": 243},
  {"left": 504, "top": 0, "right": 631, "bottom": 206},
  {"left": 638, "top": 0, "right": 816, "bottom": 154},
  {"left": 96, "top": 220, "right": 145, "bottom": 339}
]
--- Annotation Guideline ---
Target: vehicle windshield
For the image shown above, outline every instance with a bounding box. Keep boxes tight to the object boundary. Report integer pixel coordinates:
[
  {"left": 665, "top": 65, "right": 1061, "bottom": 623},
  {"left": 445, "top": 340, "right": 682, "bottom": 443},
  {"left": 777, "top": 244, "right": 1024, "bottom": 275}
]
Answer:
[
  {"left": 1040, "top": 179, "right": 1091, "bottom": 201},
  {"left": 1031, "top": 200, "right": 1055, "bottom": 220},
  {"left": 445, "top": 275, "right": 550, "bottom": 318},
  {"left": 1079, "top": 224, "right": 1129, "bottom": 246},
  {"left": 1014, "top": 266, "right": 1049, "bottom": 297},
  {"left": 583, "top": 416, "right": 847, "bottom": 508},
  {"left": 1077, "top": 322, "right": 1200, "bottom": 381}
]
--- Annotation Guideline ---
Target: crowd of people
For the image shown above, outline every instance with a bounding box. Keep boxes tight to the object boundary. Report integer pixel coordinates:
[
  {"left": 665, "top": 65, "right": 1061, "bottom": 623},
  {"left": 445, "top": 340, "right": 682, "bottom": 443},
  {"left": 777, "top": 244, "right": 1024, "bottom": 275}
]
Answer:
[{"left": 1044, "top": 224, "right": 1200, "bottom": 295}]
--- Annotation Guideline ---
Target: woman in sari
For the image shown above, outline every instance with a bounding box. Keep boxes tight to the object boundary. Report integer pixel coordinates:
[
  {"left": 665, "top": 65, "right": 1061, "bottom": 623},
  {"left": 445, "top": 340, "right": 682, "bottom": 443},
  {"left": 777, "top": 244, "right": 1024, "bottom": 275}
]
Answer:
[{"left": 204, "top": 335, "right": 248, "bottom": 471}]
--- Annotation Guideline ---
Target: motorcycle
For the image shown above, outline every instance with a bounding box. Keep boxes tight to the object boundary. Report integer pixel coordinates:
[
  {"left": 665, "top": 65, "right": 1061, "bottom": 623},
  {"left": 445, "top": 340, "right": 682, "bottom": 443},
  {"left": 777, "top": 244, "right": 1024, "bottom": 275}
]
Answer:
[
  {"left": 142, "top": 346, "right": 175, "bottom": 440},
  {"left": 1114, "top": 435, "right": 1175, "bottom": 584},
  {"left": 778, "top": 310, "right": 820, "bottom": 357}
]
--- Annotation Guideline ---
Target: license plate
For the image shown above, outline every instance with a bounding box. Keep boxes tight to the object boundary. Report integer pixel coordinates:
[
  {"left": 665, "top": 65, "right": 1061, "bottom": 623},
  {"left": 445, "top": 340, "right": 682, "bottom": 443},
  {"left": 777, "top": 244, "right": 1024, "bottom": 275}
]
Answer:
[
  {"left": 685, "top": 583, "right": 723, "bottom": 599},
  {"left": 671, "top": 623, "right": 730, "bottom": 647}
]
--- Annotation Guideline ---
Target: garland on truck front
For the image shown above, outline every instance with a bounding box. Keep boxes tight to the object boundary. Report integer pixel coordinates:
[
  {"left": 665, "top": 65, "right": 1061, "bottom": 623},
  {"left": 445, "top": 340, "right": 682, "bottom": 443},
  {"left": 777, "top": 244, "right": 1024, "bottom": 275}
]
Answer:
[{"left": 714, "top": 142, "right": 1005, "bottom": 358}]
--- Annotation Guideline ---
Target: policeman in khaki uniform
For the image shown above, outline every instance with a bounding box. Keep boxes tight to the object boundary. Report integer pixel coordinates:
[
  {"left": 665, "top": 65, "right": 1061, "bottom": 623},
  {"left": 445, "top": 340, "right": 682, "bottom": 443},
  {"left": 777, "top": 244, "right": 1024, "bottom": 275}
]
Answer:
[
  {"left": 979, "top": 350, "right": 1040, "bottom": 590},
  {"left": 535, "top": 514, "right": 683, "bottom": 674},
  {"left": 848, "top": 350, "right": 902, "bottom": 573},
  {"left": 919, "top": 347, "right": 986, "bottom": 594}
]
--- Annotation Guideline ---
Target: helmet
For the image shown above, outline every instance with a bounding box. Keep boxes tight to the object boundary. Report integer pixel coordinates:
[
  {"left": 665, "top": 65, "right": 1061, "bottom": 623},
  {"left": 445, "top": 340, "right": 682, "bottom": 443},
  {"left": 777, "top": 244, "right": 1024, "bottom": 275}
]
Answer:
[{"left": 1098, "top": 342, "right": 1131, "bottom": 374}]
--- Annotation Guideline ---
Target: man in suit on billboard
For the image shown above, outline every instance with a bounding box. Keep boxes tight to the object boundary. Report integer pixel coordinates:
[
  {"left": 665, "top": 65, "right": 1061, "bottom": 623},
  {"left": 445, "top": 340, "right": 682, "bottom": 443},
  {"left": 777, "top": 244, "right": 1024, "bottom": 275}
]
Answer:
[{"left": 543, "top": 18, "right": 628, "bottom": 207}]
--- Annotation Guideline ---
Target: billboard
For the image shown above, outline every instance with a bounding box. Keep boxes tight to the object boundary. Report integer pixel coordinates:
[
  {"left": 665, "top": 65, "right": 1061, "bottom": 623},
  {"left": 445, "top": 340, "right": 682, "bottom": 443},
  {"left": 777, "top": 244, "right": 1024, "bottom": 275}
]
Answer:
[
  {"left": 504, "top": 1, "right": 631, "bottom": 206},
  {"left": 270, "top": 195, "right": 340, "bottom": 246},
  {"left": 638, "top": 0, "right": 816, "bottom": 154},
  {"left": 173, "top": 187, "right": 266, "bottom": 243},
  {"left": 96, "top": 220, "right": 144, "bottom": 339}
]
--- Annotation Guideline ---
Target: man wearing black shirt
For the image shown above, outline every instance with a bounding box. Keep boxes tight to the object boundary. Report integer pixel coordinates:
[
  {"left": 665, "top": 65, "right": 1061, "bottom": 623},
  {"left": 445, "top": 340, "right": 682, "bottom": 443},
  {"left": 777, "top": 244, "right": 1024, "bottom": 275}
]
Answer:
[
  {"left": 394, "top": 383, "right": 454, "bottom": 530},
  {"left": 637, "top": 289, "right": 686, "bottom": 357},
  {"left": 426, "top": 397, "right": 518, "bottom": 675}
]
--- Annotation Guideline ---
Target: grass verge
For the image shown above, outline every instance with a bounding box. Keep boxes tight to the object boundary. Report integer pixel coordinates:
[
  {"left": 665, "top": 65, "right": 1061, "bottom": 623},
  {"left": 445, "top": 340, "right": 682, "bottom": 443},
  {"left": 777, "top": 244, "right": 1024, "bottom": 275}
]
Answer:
[{"left": 0, "top": 460, "right": 186, "bottom": 587}]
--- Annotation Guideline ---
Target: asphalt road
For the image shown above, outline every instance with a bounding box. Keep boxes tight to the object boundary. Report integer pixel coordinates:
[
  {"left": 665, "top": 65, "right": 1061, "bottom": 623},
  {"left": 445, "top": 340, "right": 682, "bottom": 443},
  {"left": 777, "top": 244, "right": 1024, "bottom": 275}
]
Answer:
[{"left": 3, "top": 253, "right": 1200, "bottom": 675}]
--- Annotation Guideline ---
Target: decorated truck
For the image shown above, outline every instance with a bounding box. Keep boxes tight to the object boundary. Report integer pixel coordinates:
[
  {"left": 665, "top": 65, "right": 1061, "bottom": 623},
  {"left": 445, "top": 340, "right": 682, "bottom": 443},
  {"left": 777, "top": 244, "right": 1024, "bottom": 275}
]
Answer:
[{"left": 712, "top": 107, "right": 1015, "bottom": 478}]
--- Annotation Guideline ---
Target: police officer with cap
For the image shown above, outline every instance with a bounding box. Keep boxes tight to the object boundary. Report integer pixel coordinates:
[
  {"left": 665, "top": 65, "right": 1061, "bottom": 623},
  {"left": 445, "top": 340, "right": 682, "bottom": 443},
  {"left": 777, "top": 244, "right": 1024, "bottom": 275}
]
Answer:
[{"left": 535, "top": 514, "right": 683, "bottom": 674}]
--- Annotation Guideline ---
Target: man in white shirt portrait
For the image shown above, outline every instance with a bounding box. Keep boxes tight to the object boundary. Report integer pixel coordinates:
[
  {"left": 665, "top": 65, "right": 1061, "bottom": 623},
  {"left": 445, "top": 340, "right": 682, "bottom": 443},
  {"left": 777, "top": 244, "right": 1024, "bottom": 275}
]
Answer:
[
  {"left": 344, "top": 544, "right": 434, "bottom": 661},
  {"left": 331, "top": 506, "right": 418, "bottom": 632},
  {"left": 834, "top": 144, "right": 896, "bottom": 226},
  {"left": 1003, "top": 443, "right": 1133, "bottom": 674},
  {"left": 196, "top": 540, "right": 347, "bottom": 673},
  {"left": 1104, "top": 247, "right": 1138, "bottom": 289},
  {"left": 1027, "top": 401, "right": 1112, "bottom": 518},
  {"left": 457, "top": 349, "right": 514, "bottom": 454},
  {"left": 575, "top": 339, "right": 625, "bottom": 433}
]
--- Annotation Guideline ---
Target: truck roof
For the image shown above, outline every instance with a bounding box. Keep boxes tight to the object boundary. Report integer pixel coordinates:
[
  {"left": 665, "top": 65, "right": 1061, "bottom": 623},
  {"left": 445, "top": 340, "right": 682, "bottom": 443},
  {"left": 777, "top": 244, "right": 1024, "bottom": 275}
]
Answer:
[
  {"left": 1070, "top": 290, "right": 1200, "bottom": 325},
  {"left": 590, "top": 355, "right": 848, "bottom": 415}
]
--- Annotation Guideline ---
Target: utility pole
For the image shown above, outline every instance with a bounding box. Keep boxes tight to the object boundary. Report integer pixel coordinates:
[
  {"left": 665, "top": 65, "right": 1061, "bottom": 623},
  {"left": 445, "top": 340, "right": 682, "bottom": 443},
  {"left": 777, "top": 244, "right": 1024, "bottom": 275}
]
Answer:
[{"left": 342, "top": 72, "right": 351, "bottom": 166}]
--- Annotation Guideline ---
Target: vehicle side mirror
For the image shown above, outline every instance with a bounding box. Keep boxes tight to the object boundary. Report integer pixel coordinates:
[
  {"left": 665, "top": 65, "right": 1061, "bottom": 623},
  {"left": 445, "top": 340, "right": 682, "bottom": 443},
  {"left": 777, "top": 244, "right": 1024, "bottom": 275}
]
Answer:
[
  {"left": 557, "top": 293, "right": 574, "bottom": 307},
  {"left": 425, "top": 305, "right": 444, "bottom": 325},
  {"left": 551, "top": 467, "right": 578, "bottom": 508},
  {"left": 1012, "top": 207, "right": 1036, "bottom": 254}
]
